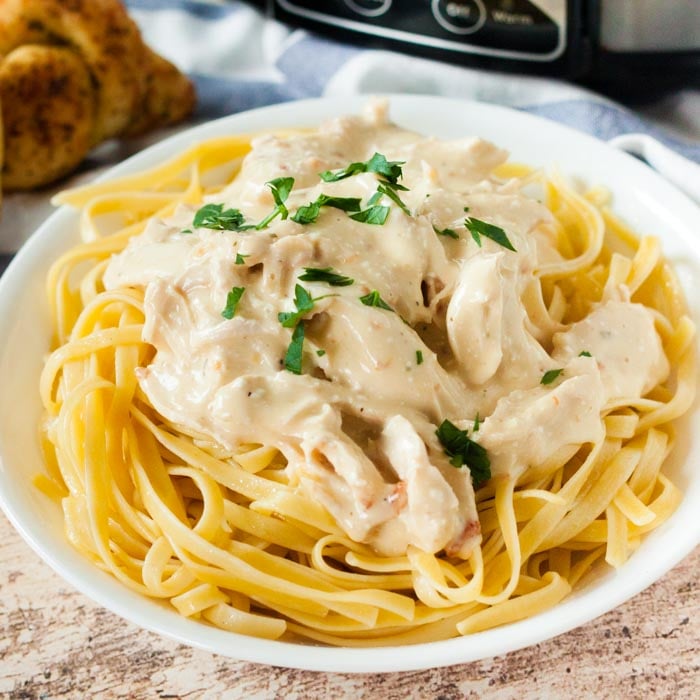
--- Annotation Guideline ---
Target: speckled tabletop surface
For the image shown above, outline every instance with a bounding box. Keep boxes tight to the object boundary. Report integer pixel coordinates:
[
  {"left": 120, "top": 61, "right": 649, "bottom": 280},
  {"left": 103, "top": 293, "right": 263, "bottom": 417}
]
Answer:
[{"left": 0, "top": 508, "right": 697, "bottom": 699}]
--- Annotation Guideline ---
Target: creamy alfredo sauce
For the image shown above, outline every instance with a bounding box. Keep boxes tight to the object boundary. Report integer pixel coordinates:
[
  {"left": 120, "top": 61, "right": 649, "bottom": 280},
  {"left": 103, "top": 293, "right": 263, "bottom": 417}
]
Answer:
[{"left": 104, "top": 104, "right": 669, "bottom": 559}]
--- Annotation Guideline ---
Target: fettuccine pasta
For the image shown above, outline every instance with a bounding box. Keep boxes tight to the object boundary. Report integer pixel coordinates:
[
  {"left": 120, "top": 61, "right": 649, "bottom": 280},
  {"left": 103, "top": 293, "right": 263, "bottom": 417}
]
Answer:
[{"left": 38, "top": 105, "right": 696, "bottom": 645}]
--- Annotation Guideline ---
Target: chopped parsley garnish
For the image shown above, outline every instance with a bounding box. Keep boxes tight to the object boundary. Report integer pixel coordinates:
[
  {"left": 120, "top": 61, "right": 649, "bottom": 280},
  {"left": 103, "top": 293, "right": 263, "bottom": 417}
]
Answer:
[
  {"left": 541, "top": 368, "right": 564, "bottom": 385},
  {"left": 256, "top": 177, "right": 295, "bottom": 229},
  {"left": 181, "top": 228, "right": 193, "bottom": 234},
  {"left": 416, "top": 350, "right": 424, "bottom": 365},
  {"left": 319, "top": 161, "right": 366, "bottom": 183},
  {"left": 320, "top": 152, "right": 405, "bottom": 185},
  {"left": 359, "top": 290, "right": 393, "bottom": 311},
  {"left": 291, "top": 194, "right": 362, "bottom": 225},
  {"left": 466, "top": 217, "right": 516, "bottom": 252},
  {"left": 367, "top": 190, "right": 382, "bottom": 207},
  {"left": 473, "top": 412, "right": 481, "bottom": 432},
  {"left": 366, "top": 152, "right": 405, "bottom": 184},
  {"left": 349, "top": 205, "right": 390, "bottom": 226},
  {"left": 268, "top": 176, "right": 294, "bottom": 208},
  {"left": 579, "top": 350, "right": 592, "bottom": 358},
  {"left": 433, "top": 224, "right": 459, "bottom": 240},
  {"left": 193, "top": 203, "right": 251, "bottom": 231},
  {"left": 221, "top": 286, "right": 245, "bottom": 320},
  {"left": 299, "top": 267, "right": 354, "bottom": 287},
  {"left": 277, "top": 284, "right": 336, "bottom": 329},
  {"left": 436, "top": 419, "right": 491, "bottom": 486},
  {"left": 318, "top": 153, "right": 409, "bottom": 222},
  {"left": 284, "top": 323, "right": 305, "bottom": 375},
  {"left": 278, "top": 284, "right": 316, "bottom": 328},
  {"left": 374, "top": 181, "right": 410, "bottom": 215},
  {"left": 278, "top": 283, "right": 334, "bottom": 375},
  {"left": 235, "top": 253, "right": 249, "bottom": 265}
]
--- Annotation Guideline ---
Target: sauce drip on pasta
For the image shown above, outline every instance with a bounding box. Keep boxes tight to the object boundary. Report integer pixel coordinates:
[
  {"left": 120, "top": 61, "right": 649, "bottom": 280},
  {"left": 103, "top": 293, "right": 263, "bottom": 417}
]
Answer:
[
  {"left": 103, "top": 104, "right": 667, "bottom": 558},
  {"left": 39, "top": 103, "right": 696, "bottom": 644}
]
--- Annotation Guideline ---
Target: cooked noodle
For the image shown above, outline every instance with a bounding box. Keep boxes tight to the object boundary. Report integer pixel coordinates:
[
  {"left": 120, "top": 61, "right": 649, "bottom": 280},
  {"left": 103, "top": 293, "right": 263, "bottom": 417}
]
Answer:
[{"left": 37, "top": 115, "right": 696, "bottom": 645}]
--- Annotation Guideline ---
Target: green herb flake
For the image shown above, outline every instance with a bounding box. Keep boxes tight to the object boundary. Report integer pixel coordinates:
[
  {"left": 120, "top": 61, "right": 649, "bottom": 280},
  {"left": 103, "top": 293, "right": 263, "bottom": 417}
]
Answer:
[
  {"left": 278, "top": 284, "right": 315, "bottom": 328},
  {"left": 541, "top": 368, "right": 564, "bottom": 385},
  {"left": 320, "top": 162, "right": 364, "bottom": 183},
  {"left": 359, "top": 290, "right": 393, "bottom": 312},
  {"left": 579, "top": 350, "right": 593, "bottom": 358},
  {"left": 350, "top": 205, "right": 390, "bottom": 226},
  {"left": 466, "top": 217, "right": 516, "bottom": 252},
  {"left": 284, "top": 322, "right": 305, "bottom": 375},
  {"left": 416, "top": 350, "right": 424, "bottom": 365},
  {"left": 375, "top": 182, "right": 411, "bottom": 215},
  {"left": 316, "top": 349, "right": 326, "bottom": 357},
  {"left": 435, "top": 419, "right": 491, "bottom": 486},
  {"left": 256, "top": 176, "right": 295, "bottom": 229},
  {"left": 433, "top": 224, "right": 459, "bottom": 240},
  {"left": 320, "top": 152, "right": 405, "bottom": 185},
  {"left": 221, "top": 286, "right": 245, "bottom": 320},
  {"left": 181, "top": 228, "right": 193, "bottom": 234},
  {"left": 365, "top": 152, "right": 405, "bottom": 185},
  {"left": 235, "top": 253, "right": 249, "bottom": 265},
  {"left": 299, "top": 267, "right": 354, "bottom": 287},
  {"left": 268, "top": 176, "right": 294, "bottom": 208},
  {"left": 290, "top": 202, "right": 321, "bottom": 225},
  {"left": 291, "top": 194, "right": 362, "bottom": 224},
  {"left": 193, "top": 203, "right": 251, "bottom": 231},
  {"left": 255, "top": 210, "right": 280, "bottom": 231},
  {"left": 473, "top": 412, "right": 481, "bottom": 432},
  {"left": 367, "top": 190, "right": 383, "bottom": 207}
]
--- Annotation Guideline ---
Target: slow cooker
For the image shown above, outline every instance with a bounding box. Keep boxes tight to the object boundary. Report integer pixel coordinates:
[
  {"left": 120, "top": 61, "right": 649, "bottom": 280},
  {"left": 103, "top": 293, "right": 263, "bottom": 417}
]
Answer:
[{"left": 249, "top": 0, "right": 700, "bottom": 82}]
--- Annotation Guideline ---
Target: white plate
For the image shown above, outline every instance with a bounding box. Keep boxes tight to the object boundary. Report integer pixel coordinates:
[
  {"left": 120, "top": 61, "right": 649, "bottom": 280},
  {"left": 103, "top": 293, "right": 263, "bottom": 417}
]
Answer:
[{"left": 0, "top": 96, "right": 698, "bottom": 673}]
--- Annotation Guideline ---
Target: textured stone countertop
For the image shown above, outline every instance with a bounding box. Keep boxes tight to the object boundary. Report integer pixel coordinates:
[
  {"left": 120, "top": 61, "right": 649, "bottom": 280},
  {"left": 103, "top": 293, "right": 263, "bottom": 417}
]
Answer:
[{"left": 1, "top": 510, "right": 697, "bottom": 699}]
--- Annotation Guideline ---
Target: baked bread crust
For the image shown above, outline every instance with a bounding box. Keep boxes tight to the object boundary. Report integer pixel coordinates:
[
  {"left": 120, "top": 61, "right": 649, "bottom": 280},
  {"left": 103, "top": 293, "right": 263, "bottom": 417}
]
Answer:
[{"left": 0, "top": 0, "right": 195, "bottom": 192}]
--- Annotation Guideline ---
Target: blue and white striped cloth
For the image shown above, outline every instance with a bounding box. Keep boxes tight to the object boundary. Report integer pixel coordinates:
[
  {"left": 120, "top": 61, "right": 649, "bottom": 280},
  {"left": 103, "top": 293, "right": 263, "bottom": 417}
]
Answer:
[{"left": 1, "top": 0, "right": 698, "bottom": 255}]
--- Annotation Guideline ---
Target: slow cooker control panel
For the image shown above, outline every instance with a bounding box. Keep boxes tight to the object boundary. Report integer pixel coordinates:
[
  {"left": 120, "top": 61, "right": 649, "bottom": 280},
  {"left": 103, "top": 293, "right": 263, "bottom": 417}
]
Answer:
[{"left": 274, "top": 0, "right": 569, "bottom": 62}]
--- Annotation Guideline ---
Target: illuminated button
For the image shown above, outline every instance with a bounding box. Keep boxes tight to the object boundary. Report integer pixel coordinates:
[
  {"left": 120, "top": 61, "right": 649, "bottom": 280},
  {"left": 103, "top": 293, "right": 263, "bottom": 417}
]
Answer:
[
  {"left": 343, "top": 0, "right": 392, "bottom": 17},
  {"left": 432, "top": 0, "right": 486, "bottom": 35}
]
